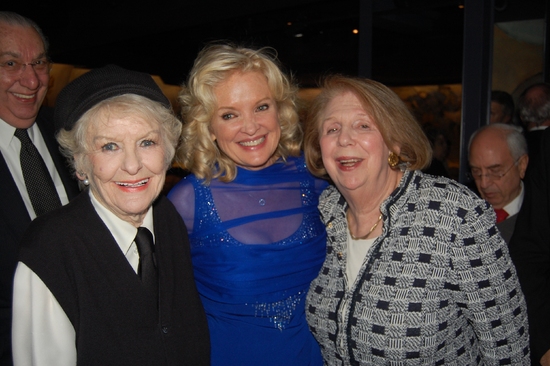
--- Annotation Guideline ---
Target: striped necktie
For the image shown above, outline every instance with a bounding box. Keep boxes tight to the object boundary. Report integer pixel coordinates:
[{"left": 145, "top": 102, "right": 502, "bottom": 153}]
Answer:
[{"left": 14, "top": 128, "right": 62, "bottom": 216}]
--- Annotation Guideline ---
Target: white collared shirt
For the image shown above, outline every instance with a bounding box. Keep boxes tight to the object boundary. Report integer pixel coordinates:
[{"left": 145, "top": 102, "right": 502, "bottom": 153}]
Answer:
[
  {"left": 90, "top": 191, "right": 155, "bottom": 273},
  {"left": 502, "top": 181, "right": 524, "bottom": 218},
  {"left": 0, "top": 118, "right": 69, "bottom": 219},
  {"left": 12, "top": 190, "right": 154, "bottom": 366}
]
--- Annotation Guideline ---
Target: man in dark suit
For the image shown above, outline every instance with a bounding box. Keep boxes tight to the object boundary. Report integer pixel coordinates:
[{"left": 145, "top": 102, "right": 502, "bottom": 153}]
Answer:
[
  {"left": 468, "top": 123, "right": 528, "bottom": 244},
  {"left": 0, "top": 12, "right": 79, "bottom": 366},
  {"left": 510, "top": 127, "right": 550, "bottom": 366}
]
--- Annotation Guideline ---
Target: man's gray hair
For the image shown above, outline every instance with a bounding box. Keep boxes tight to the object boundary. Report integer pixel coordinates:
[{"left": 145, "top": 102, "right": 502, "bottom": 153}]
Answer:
[
  {"left": 469, "top": 123, "right": 528, "bottom": 160},
  {"left": 518, "top": 83, "right": 550, "bottom": 126},
  {"left": 0, "top": 11, "right": 49, "bottom": 55}
]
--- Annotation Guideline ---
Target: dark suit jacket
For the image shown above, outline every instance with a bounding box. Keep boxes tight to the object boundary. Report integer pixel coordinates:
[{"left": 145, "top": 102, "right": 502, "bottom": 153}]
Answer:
[
  {"left": 0, "top": 108, "right": 79, "bottom": 366},
  {"left": 525, "top": 129, "right": 546, "bottom": 179},
  {"left": 509, "top": 128, "right": 550, "bottom": 365}
]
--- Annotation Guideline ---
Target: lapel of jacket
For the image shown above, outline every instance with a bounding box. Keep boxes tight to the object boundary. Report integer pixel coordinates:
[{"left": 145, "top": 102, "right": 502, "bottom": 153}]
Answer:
[
  {"left": 35, "top": 108, "right": 80, "bottom": 201},
  {"left": 0, "top": 149, "right": 31, "bottom": 238}
]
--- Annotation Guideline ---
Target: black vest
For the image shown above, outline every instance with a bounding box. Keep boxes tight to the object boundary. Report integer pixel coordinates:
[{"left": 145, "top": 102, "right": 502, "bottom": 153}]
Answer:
[{"left": 19, "top": 193, "right": 209, "bottom": 365}]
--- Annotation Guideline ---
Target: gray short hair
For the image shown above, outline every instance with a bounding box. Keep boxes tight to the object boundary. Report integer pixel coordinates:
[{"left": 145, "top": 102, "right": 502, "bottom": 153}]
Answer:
[
  {"left": 518, "top": 83, "right": 550, "bottom": 126},
  {"left": 469, "top": 123, "right": 527, "bottom": 160},
  {"left": 0, "top": 11, "right": 49, "bottom": 55}
]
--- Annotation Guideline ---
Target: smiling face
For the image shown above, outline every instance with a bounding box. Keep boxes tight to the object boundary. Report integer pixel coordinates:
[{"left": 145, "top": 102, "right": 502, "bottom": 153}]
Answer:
[
  {"left": 81, "top": 113, "right": 167, "bottom": 226},
  {"left": 319, "top": 91, "right": 397, "bottom": 193},
  {"left": 0, "top": 23, "right": 49, "bottom": 128},
  {"left": 210, "top": 70, "right": 281, "bottom": 170}
]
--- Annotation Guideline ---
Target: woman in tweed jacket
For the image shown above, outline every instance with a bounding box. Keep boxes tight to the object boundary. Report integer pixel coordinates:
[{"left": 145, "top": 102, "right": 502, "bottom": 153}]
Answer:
[{"left": 303, "top": 75, "right": 530, "bottom": 365}]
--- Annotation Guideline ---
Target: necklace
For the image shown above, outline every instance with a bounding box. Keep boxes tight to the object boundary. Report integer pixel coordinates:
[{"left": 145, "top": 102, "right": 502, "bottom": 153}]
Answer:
[{"left": 346, "top": 211, "right": 383, "bottom": 240}]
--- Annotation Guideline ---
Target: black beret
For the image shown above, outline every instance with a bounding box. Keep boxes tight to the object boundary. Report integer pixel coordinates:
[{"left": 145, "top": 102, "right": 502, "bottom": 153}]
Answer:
[{"left": 54, "top": 64, "right": 171, "bottom": 131}]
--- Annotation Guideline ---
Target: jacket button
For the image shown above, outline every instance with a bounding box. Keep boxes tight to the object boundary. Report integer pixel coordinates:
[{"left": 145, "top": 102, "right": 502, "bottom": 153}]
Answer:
[{"left": 162, "top": 326, "right": 169, "bottom": 334}]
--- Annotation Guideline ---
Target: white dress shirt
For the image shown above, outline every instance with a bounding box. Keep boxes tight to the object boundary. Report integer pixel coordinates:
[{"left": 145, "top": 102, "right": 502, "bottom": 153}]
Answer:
[
  {"left": 502, "top": 181, "right": 524, "bottom": 218},
  {"left": 12, "top": 190, "right": 154, "bottom": 366},
  {"left": 0, "top": 118, "right": 69, "bottom": 219}
]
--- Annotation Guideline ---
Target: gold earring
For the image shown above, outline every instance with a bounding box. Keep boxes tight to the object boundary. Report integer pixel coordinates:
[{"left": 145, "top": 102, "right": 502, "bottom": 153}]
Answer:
[{"left": 388, "top": 152, "right": 399, "bottom": 168}]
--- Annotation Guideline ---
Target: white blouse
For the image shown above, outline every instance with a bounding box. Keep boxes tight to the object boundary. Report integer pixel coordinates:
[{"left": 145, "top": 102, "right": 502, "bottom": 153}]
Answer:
[{"left": 12, "top": 190, "right": 154, "bottom": 366}]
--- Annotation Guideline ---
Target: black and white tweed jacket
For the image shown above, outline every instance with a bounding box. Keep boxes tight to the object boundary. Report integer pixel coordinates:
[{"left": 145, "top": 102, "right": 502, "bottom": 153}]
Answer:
[{"left": 306, "top": 170, "right": 530, "bottom": 365}]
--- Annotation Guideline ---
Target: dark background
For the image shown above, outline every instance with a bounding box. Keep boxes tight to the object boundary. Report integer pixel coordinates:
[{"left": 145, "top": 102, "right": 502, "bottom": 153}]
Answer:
[{"left": 3, "top": 0, "right": 545, "bottom": 87}]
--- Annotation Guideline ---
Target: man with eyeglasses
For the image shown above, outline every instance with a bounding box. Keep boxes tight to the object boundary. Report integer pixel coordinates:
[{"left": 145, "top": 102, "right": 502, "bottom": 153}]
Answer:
[
  {"left": 0, "top": 12, "right": 79, "bottom": 366},
  {"left": 468, "top": 123, "right": 529, "bottom": 244}
]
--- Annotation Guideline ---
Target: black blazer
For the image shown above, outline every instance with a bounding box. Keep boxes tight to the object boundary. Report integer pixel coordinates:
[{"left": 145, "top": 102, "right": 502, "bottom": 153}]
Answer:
[
  {"left": 0, "top": 108, "right": 79, "bottom": 366},
  {"left": 509, "top": 127, "right": 550, "bottom": 365}
]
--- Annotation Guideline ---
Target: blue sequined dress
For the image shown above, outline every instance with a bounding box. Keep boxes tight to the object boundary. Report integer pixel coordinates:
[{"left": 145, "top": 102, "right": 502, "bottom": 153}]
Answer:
[{"left": 168, "top": 155, "right": 326, "bottom": 365}]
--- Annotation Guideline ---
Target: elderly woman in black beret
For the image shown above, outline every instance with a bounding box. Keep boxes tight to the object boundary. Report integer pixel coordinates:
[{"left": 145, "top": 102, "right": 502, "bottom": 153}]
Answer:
[{"left": 11, "top": 65, "right": 210, "bottom": 365}]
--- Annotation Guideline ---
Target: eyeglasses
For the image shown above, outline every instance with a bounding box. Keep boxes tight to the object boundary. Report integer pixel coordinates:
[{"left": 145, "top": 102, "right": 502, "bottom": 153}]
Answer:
[
  {"left": 0, "top": 59, "right": 51, "bottom": 75},
  {"left": 469, "top": 158, "right": 520, "bottom": 181}
]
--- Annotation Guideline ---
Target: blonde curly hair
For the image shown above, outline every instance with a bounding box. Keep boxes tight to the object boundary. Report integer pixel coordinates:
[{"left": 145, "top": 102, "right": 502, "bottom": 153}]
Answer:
[{"left": 176, "top": 43, "right": 302, "bottom": 183}]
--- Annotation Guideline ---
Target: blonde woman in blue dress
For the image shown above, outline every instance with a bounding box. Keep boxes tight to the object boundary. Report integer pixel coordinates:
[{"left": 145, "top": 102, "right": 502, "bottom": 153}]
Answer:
[{"left": 168, "top": 44, "right": 327, "bottom": 365}]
